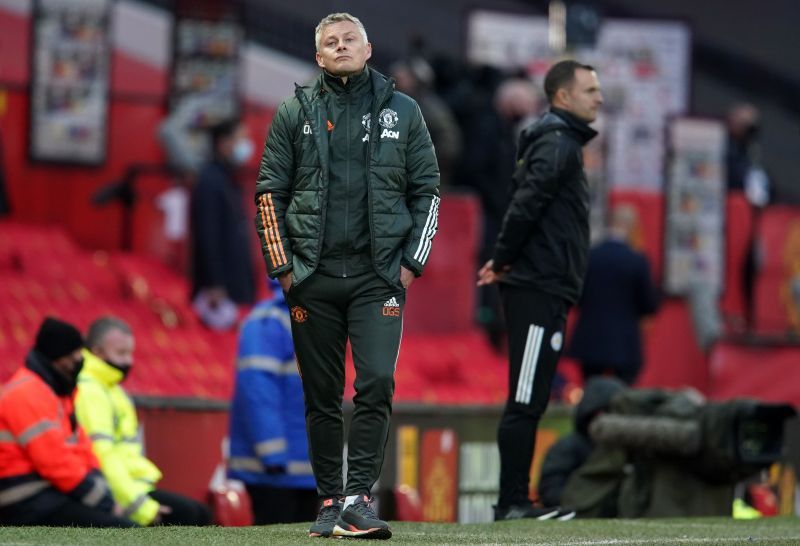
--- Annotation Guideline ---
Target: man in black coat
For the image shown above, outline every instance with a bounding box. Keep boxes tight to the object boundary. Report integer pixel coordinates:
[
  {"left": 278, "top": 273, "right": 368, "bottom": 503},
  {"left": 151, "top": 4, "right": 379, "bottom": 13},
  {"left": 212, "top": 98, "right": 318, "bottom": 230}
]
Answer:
[
  {"left": 477, "top": 59, "right": 602, "bottom": 520},
  {"left": 568, "top": 204, "right": 660, "bottom": 384},
  {"left": 190, "top": 118, "right": 256, "bottom": 328}
]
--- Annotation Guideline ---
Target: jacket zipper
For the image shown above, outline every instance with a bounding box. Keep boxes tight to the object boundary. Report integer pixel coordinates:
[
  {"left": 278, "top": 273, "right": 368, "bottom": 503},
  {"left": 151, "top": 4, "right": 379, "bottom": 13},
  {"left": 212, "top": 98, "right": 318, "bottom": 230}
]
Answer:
[
  {"left": 365, "top": 79, "right": 396, "bottom": 280},
  {"left": 343, "top": 93, "right": 350, "bottom": 278}
]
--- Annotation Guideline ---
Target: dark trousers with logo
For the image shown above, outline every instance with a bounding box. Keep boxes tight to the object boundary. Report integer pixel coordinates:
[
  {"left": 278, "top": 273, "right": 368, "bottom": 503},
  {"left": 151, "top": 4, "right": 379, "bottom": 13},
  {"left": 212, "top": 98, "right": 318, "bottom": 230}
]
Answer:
[
  {"left": 287, "top": 271, "right": 404, "bottom": 498},
  {"left": 497, "top": 284, "right": 569, "bottom": 508}
]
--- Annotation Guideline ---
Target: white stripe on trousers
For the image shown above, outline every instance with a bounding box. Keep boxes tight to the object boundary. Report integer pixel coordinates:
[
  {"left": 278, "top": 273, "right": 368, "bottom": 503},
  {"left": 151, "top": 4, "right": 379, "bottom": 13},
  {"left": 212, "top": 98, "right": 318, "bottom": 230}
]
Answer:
[{"left": 515, "top": 324, "right": 544, "bottom": 404}]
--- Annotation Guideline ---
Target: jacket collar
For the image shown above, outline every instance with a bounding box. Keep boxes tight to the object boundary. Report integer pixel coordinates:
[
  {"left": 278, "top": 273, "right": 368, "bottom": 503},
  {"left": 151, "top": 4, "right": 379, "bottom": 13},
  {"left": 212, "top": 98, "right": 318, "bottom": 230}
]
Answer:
[
  {"left": 321, "top": 66, "right": 372, "bottom": 96},
  {"left": 25, "top": 349, "right": 74, "bottom": 397},
  {"left": 303, "top": 65, "right": 393, "bottom": 104},
  {"left": 549, "top": 107, "right": 598, "bottom": 144},
  {"left": 80, "top": 349, "right": 124, "bottom": 387}
]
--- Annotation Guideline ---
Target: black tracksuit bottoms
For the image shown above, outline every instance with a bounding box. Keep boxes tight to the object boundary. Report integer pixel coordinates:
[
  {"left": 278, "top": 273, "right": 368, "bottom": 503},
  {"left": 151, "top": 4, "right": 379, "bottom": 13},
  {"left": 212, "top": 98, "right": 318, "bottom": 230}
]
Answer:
[
  {"left": 286, "top": 271, "right": 404, "bottom": 498},
  {"left": 497, "top": 284, "right": 569, "bottom": 508}
]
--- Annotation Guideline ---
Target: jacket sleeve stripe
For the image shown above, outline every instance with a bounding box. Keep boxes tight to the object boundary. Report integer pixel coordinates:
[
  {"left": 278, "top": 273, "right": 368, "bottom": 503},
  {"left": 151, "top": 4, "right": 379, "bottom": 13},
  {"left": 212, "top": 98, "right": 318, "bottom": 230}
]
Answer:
[
  {"left": 122, "top": 492, "right": 149, "bottom": 518},
  {"left": 237, "top": 355, "right": 300, "bottom": 376},
  {"left": 0, "top": 480, "right": 49, "bottom": 506},
  {"left": 413, "top": 196, "right": 440, "bottom": 264},
  {"left": 255, "top": 438, "right": 288, "bottom": 457},
  {"left": 287, "top": 461, "right": 314, "bottom": 475},
  {"left": 267, "top": 193, "right": 288, "bottom": 265},
  {"left": 248, "top": 306, "right": 292, "bottom": 330},
  {"left": 228, "top": 457, "right": 314, "bottom": 476},
  {"left": 419, "top": 197, "right": 440, "bottom": 265},
  {"left": 17, "top": 419, "right": 58, "bottom": 446},
  {"left": 237, "top": 356, "right": 282, "bottom": 373},
  {"left": 258, "top": 194, "right": 280, "bottom": 268},
  {"left": 81, "top": 476, "right": 109, "bottom": 507}
]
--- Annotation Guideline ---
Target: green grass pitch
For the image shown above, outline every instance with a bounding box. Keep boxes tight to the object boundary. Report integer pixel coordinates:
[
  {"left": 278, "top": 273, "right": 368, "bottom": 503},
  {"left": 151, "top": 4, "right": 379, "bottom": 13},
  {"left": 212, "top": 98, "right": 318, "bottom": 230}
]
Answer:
[{"left": 1, "top": 517, "right": 799, "bottom": 545}]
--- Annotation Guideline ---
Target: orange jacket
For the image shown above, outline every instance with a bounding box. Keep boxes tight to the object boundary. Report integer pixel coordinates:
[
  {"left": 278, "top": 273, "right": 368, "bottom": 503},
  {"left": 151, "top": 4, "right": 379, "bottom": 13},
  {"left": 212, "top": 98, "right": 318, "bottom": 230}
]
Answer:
[{"left": 0, "top": 356, "right": 111, "bottom": 518}]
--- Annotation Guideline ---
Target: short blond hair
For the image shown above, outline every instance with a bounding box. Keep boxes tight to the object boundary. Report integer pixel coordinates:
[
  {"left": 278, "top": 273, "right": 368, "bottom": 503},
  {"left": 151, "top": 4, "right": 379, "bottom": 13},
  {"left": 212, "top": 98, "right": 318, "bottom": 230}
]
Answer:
[{"left": 315, "top": 12, "right": 368, "bottom": 51}]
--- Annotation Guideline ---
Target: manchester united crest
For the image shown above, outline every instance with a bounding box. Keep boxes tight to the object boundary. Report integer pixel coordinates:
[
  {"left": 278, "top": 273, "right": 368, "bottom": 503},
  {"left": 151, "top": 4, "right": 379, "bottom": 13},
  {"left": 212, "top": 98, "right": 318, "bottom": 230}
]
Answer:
[
  {"left": 378, "top": 108, "right": 399, "bottom": 129},
  {"left": 291, "top": 306, "right": 309, "bottom": 323}
]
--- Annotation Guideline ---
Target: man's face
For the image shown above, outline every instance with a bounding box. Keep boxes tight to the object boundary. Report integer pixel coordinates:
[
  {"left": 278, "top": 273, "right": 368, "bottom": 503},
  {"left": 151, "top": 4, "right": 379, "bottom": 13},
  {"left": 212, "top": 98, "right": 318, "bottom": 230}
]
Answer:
[
  {"left": 52, "top": 348, "right": 84, "bottom": 381},
  {"left": 560, "top": 68, "right": 603, "bottom": 123},
  {"left": 95, "top": 329, "right": 135, "bottom": 370},
  {"left": 220, "top": 123, "right": 248, "bottom": 161},
  {"left": 315, "top": 21, "right": 371, "bottom": 77}
]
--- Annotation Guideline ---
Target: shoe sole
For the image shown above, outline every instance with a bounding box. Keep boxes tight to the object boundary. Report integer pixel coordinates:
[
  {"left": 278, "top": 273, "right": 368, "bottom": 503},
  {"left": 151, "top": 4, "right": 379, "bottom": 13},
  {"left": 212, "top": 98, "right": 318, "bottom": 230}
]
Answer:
[
  {"left": 332, "top": 524, "right": 392, "bottom": 539},
  {"left": 534, "top": 510, "right": 559, "bottom": 520},
  {"left": 309, "top": 532, "right": 332, "bottom": 538},
  {"left": 494, "top": 508, "right": 560, "bottom": 522},
  {"left": 557, "top": 511, "right": 576, "bottom": 521}
]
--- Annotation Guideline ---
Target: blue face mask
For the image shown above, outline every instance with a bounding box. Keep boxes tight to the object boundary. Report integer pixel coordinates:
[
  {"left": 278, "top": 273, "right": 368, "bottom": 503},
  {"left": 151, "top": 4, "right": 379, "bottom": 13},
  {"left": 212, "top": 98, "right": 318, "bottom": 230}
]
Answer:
[{"left": 232, "top": 138, "right": 254, "bottom": 165}]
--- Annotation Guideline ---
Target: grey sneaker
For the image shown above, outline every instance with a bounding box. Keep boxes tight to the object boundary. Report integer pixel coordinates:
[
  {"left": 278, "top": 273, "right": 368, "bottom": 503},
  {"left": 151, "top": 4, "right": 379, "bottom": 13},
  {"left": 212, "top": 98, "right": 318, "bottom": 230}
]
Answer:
[
  {"left": 332, "top": 494, "right": 392, "bottom": 539},
  {"left": 309, "top": 497, "right": 342, "bottom": 538}
]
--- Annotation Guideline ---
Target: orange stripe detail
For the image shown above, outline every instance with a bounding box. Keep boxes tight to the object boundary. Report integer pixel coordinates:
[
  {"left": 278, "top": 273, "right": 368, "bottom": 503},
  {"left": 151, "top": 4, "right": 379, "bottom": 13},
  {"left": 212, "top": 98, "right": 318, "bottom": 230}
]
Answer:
[
  {"left": 267, "top": 193, "right": 288, "bottom": 265},
  {"left": 261, "top": 194, "right": 286, "bottom": 267},
  {"left": 259, "top": 195, "right": 279, "bottom": 268},
  {"left": 261, "top": 194, "right": 281, "bottom": 266}
]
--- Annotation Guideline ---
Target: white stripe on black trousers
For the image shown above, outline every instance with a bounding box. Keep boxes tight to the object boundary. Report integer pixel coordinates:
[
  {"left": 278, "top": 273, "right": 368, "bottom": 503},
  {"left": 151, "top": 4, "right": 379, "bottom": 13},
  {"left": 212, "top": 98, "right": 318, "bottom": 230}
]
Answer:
[{"left": 497, "top": 285, "right": 570, "bottom": 507}]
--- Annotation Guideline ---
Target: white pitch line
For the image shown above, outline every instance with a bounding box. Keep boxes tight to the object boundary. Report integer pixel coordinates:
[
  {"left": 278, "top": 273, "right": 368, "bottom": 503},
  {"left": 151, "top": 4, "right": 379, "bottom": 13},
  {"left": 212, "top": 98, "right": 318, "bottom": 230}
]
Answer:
[{"left": 559, "top": 538, "right": 798, "bottom": 545}]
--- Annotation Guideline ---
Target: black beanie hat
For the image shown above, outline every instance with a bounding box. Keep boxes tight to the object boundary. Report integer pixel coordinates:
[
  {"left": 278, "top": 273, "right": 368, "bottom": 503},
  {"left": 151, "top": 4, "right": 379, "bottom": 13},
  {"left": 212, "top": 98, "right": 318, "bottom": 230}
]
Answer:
[{"left": 34, "top": 317, "right": 84, "bottom": 361}]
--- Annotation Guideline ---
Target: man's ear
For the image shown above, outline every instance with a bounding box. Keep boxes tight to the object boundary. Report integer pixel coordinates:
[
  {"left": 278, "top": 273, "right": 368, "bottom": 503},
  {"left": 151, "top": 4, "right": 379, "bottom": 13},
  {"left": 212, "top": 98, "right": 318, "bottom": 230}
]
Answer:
[
  {"left": 315, "top": 51, "right": 325, "bottom": 69},
  {"left": 365, "top": 42, "right": 372, "bottom": 62},
  {"left": 555, "top": 87, "right": 570, "bottom": 107}
]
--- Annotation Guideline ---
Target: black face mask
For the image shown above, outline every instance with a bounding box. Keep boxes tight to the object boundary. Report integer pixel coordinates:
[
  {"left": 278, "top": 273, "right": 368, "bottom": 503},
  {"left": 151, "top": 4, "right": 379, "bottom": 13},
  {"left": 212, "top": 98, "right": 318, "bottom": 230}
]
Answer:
[
  {"left": 55, "top": 357, "right": 84, "bottom": 394},
  {"left": 107, "top": 360, "right": 132, "bottom": 382}
]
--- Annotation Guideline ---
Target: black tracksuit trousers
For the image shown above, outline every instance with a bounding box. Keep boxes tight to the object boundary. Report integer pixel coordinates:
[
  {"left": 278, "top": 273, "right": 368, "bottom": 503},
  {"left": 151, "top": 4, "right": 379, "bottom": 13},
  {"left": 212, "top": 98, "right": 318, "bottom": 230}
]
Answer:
[
  {"left": 497, "top": 284, "right": 569, "bottom": 508},
  {"left": 287, "top": 272, "right": 404, "bottom": 498}
]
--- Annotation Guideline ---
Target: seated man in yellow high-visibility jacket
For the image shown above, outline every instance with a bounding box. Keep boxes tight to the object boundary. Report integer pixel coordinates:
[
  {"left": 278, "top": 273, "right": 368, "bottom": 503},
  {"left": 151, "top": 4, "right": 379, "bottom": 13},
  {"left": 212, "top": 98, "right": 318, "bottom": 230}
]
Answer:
[{"left": 75, "top": 317, "right": 211, "bottom": 526}]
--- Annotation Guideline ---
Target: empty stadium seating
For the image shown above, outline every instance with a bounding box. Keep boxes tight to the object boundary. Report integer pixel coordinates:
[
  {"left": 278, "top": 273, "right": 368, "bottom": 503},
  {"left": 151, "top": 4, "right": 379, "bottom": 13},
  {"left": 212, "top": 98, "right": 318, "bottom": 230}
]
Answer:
[
  {"left": 0, "top": 217, "right": 507, "bottom": 404},
  {"left": 0, "top": 220, "right": 238, "bottom": 400}
]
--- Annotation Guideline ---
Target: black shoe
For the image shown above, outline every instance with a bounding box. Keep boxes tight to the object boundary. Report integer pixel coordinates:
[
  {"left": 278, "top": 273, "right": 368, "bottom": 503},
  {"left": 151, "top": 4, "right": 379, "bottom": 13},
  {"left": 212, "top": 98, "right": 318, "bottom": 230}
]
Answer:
[
  {"left": 555, "top": 507, "right": 577, "bottom": 521},
  {"left": 309, "top": 497, "right": 342, "bottom": 538},
  {"left": 332, "top": 494, "right": 392, "bottom": 539},
  {"left": 494, "top": 503, "right": 573, "bottom": 521}
]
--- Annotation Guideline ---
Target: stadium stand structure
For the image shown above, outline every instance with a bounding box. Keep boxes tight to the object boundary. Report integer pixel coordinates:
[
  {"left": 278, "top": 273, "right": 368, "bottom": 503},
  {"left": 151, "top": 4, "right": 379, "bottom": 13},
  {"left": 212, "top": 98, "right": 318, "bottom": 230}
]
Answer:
[
  {"left": 0, "top": 220, "right": 238, "bottom": 399},
  {"left": 0, "top": 212, "right": 509, "bottom": 405}
]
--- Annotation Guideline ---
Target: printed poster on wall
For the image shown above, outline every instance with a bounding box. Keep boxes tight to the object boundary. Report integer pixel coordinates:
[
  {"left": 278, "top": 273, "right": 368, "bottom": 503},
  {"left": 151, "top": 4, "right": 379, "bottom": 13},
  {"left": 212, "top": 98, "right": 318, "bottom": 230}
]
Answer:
[
  {"left": 167, "top": 19, "right": 243, "bottom": 162},
  {"left": 663, "top": 117, "right": 726, "bottom": 295},
  {"left": 30, "top": 0, "right": 111, "bottom": 164},
  {"left": 467, "top": 11, "right": 690, "bottom": 192}
]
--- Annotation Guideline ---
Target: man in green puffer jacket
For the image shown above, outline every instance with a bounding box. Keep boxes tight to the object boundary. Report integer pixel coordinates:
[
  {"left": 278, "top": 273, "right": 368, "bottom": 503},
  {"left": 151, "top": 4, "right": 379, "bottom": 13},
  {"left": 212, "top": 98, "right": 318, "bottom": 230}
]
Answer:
[{"left": 254, "top": 12, "right": 440, "bottom": 540}]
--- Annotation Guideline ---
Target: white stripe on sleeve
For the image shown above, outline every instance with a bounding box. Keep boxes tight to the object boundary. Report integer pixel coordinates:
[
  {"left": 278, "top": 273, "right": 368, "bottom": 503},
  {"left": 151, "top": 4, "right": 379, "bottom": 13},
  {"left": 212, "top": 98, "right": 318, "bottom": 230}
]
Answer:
[{"left": 413, "top": 196, "right": 441, "bottom": 263}]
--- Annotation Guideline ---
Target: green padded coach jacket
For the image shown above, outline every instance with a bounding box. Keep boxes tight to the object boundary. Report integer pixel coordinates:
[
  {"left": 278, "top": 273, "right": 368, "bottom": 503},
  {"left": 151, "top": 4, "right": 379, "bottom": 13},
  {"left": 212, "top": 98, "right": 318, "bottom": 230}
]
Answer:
[{"left": 254, "top": 67, "right": 440, "bottom": 288}]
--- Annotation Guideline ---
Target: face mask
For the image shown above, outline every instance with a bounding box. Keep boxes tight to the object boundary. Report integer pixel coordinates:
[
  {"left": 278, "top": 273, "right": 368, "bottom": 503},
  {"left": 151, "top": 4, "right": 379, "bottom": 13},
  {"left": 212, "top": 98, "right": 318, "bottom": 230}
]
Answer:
[
  {"left": 106, "top": 360, "right": 132, "bottom": 382},
  {"left": 59, "top": 357, "right": 83, "bottom": 393},
  {"left": 232, "top": 138, "right": 254, "bottom": 165}
]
